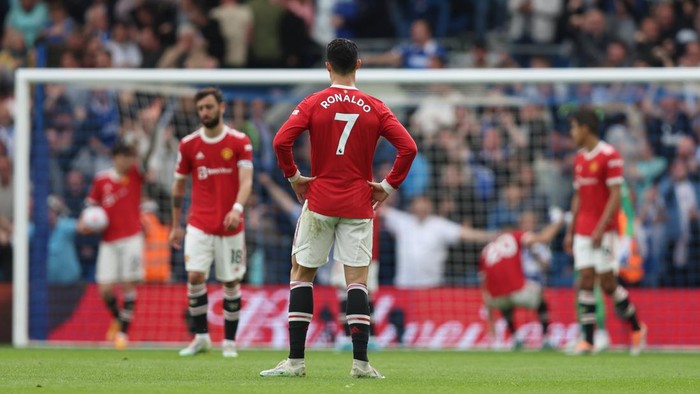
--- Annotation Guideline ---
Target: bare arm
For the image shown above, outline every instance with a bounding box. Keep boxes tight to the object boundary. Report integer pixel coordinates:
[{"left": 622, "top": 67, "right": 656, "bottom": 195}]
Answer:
[
  {"left": 461, "top": 226, "right": 499, "bottom": 243},
  {"left": 593, "top": 184, "right": 621, "bottom": 236},
  {"left": 566, "top": 191, "right": 579, "bottom": 238},
  {"left": 169, "top": 177, "right": 187, "bottom": 249},
  {"left": 223, "top": 166, "right": 254, "bottom": 230},
  {"left": 524, "top": 219, "right": 565, "bottom": 246}
]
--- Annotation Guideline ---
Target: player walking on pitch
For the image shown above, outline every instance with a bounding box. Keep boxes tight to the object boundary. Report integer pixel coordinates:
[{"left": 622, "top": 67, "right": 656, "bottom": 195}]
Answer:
[
  {"left": 260, "top": 38, "right": 417, "bottom": 378},
  {"left": 85, "top": 142, "right": 146, "bottom": 350},
  {"left": 564, "top": 108, "right": 647, "bottom": 355},
  {"left": 170, "top": 87, "right": 254, "bottom": 358}
]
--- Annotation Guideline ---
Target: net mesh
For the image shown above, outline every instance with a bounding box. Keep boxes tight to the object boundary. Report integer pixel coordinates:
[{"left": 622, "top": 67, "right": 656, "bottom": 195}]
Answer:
[{"left": 24, "top": 76, "right": 700, "bottom": 349}]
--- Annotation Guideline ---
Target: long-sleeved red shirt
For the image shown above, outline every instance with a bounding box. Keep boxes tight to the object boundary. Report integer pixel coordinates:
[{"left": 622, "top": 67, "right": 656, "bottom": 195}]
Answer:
[{"left": 274, "top": 84, "right": 417, "bottom": 218}]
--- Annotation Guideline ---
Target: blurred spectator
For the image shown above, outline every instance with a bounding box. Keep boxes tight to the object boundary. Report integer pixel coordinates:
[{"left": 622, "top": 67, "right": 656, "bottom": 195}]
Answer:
[
  {"left": 37, "top": 1, "right": 75, "bottom": 46},
  {"left": 478, "top": 126, "right": 513, "bottom": 189},
  {"left": 450, "top": 39, "right": 504, "bottom": 69},
  {"left": 247, "top": 0, "right": 285, "bottom": 68},
  {"left": 607, "top": 0, "right": 642, "bottom": 48},
  {"left": 658, "top": 159, "right": 700, "bottom": 285},
  {"left": 432, "top": 161, "right": 486, "bottom": 228},
  {"left": 104, "top": 22, "right": 142, "bottom": 68},
  {"left": 183, "top": 0, "right": 225, "bottom": 66},
  {"left": 140, "top": 200, "right": 171, "bottom": 283},
  {"left": 626, "top": 140, "right": 667, "bottom": 205},
  {"left": 602, "top": 39, "right": 631, "bottom": 67},
  {"left": 469, "top": 0, "right": 508, "bottom": 40},
  {"left": 676, "top": 135, "right": 700, "bottom": 180},
  {"left": 410, "top": 84, "right": 463, "bottom": 137},
  {"left": 129, "top": 0, "right": 177, "bottom": 47},
  {"left": 46, "top": 195, "right": 81, "bottom": 284},
  {"left": 83, "top": 3, "right": 110, "bottom": 44},
  {"left": 331, "top": 0, "right": 394, "bottom": 39},
  {"left": 488, "top": 183, "right": 525, "bottom": 230},
  {"left": 646, "top": 93, "right": 693, "bottom": 163},
  {"left": 634, "top": 17, "right": 674, "bottom": 67},
  {"left": 571, "top": 9, "right": 613, "bottom": 67},
  {"left": 280, "top": 0, "right": 322, "bottom": 68},
  {"left": 0, "top": 99, "right": 13, "bottom": 159},
  {"left": 638, "top": 184, "right": 665, "bottom": 286},
  {"left": 5, "top": 0, "right": 49, "bottom": 47},
  {"left": 0, "top": 28, "right": 34, "bottom": 72},
  {"left": 390, "top": 0, "right": 450, "bottom": 39},
  {"left": 0, "top": 155, "right": 13, "bottom": 281},
  {"left": 364, "top": 19, "right": 446, "bottom": 69},
  {"left": 210, "top": 0, "right": 253, "bottom": 68},
  {"left": 233, "top": 98, "right": 275, "bottom": 173},
  {"left": 62, "top": 169, "right": 86, "bottom": 217},
  {"left": 381, "top": 196, "right": 494, "bottom": 288},
  {"left": 157, "top": 24, "right": 217, "bottom": 69},
  {"left": 678, "top": 41, "right": 700, "bottom": 67},
  {"left": 508, "top": 0, "right": 562, "bottom": 45},
  {"left": 137, "top": 27, "right": 163, "bottom": 68}
]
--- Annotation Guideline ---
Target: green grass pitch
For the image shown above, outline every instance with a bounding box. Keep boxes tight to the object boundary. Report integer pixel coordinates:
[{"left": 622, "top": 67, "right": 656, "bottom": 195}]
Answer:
[{"left": 2, "top": 348, "right": 699, "bottom": 393}]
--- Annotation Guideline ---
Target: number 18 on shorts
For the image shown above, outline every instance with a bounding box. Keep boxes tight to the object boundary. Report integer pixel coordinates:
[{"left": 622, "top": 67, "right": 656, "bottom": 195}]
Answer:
[{"left": 184, "top": 225, "right": 247, "bottom": 282}]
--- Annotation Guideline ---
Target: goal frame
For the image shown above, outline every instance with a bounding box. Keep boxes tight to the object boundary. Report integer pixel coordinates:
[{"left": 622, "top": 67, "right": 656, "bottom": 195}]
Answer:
[{"left": 13, "top": 67, "right": 700, "bottom": 347}]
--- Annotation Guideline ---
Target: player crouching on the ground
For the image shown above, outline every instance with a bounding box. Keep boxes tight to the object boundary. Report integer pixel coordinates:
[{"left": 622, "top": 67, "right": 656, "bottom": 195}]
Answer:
[{"left": 480, "top": 209, "right": 565, "bottom": 350}]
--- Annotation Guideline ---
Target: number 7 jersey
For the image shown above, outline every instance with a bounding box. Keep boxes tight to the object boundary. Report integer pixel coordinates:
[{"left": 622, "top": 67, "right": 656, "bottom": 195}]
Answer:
[{"left": 273, "top": 84, "right": 417, "bottom": 219}]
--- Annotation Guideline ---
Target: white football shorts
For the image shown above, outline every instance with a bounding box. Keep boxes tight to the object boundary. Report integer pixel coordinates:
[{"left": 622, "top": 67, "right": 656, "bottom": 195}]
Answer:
[
  {"left": 573, "top": 232, "right": 619, "bottom": 273},
  {"left": 184, "top": 225, "right": 247, "bottom": 282},
  {"left": 293, "top": 201, "right": 373, "bottom": 269},
  {"left": 486, "top": 280, "right": 542, "bottom": 310},
  {"left": 96, "top": 233, "right": 144, "bottom": 284}
]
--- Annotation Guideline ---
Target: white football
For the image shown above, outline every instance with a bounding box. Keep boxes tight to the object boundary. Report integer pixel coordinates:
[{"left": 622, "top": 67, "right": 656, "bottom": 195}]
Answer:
[{"left": 80, "top": 206, "right": 109, "bottom": 232}]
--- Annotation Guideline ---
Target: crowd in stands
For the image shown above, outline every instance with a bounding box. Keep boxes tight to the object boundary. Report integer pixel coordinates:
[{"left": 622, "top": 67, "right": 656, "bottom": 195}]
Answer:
[{"left": 1, "top": 0, "right": 700, "bottom": 288}]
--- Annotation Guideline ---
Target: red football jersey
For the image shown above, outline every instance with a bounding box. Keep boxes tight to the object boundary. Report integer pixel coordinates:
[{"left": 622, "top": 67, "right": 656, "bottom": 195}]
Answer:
[
  {"left": 480, "top": 231, "right": 527, "bottom": 297},
  {"left": 573, "top": 141, "right": 624, "bottom": 236},
  {"left": 273, "top": 84, "right": 417, "bottom": 218},
  {"left": 175, "top": 126, "right": 253, "bottom": 236},
  {"left": 87, "top": 166, "right": 142, "bottom": 242}
]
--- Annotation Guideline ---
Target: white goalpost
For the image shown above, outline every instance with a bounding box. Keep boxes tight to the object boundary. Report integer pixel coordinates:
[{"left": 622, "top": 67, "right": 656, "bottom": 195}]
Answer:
[{"left": 12, "top": 67, "right": 700, "bottom": 348}]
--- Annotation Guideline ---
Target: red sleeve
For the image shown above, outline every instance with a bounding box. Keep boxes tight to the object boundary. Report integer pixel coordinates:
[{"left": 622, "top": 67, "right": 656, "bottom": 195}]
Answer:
[
  {"left": 86, "top": 178, "right": 101, "bottom": 205},
  {"left": 605, "top": 149, "right": 624, "bottom": 186},
  {"left": 175, "top": 141, "right": 191, "bottom": 177},
  {"left": 273, "top": 96, "right": 313, "bottom": 178},
  {"left": 237, "top": 134, "right": 254, "bottom": 165},
  {"left": 378, "top": 102, "right": 417, "bottom": 190}
]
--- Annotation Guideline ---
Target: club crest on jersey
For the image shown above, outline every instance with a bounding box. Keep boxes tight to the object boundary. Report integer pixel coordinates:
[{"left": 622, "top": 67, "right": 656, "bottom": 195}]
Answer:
[
  {"left": 589, "top": 162, "right": 599, "bottom": 173},
  {"left": 221, "top": 147, "right": 234, "bottom": 160}
]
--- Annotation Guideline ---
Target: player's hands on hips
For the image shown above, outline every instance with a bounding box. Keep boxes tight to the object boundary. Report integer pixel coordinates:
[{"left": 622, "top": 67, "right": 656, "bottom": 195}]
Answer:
[
  {"left": 290, "top": 175, "right": 315, "bottom": 203},
  {"left": 368, "top": 181, "right": 389, "bottom": 210},
  {"left": 169, "top": 226, "right": 185, "bottom": 249},
  {"left": 223, "top": 210, "right": 242, "bottom": 231},
  {"left": 563, "top": 232, "right": 574, "bottom": 254}
]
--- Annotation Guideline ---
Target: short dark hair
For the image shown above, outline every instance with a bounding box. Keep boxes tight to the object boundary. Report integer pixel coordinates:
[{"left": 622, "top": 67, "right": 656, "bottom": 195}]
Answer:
[
  {"left": 194, "top": 87, "right": 224, "bottom": 104},
  {"left": 570, "top": 107, "right": 600, "bottom": 134},
  {"left": 326, "top": 38, "right": 358, "bottom": 75},
  {"left": 112, "top": 141, "right": 136, "bottom": 157}
]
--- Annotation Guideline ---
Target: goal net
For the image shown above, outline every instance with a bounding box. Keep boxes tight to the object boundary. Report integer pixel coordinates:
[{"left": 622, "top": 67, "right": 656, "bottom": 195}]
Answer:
[{"left": 12, "top": 68, "right": 700, "bottom": 350}]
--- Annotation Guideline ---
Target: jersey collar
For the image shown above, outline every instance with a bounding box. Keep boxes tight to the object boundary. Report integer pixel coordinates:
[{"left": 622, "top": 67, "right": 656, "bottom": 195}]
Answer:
[
  {"left": 330, "top": 83, "right": 357, "bottom": 90},
  {"left": 583, "top": 141, "right": 603, "bottom": 160},
  {"left": 199, "top": 126, "right": 228, "bottom": 144}
]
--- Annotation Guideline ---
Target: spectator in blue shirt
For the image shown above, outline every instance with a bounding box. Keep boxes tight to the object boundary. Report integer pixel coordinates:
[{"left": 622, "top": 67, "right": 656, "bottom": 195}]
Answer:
[
  {"left": 363, "top": 19, "right": 446, "bottom": 69},
  {"left": 5, "top": 0, "right": 48, "bottom": 46}
]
